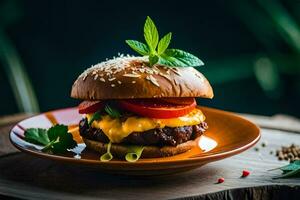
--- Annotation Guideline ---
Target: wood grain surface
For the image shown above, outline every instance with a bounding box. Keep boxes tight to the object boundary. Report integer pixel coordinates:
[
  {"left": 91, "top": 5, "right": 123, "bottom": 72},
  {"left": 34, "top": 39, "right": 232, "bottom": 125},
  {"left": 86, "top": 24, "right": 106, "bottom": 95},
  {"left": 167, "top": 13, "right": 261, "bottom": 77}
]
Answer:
[{"left": 0, "top": 114, "right": 300, "bottom": 200}]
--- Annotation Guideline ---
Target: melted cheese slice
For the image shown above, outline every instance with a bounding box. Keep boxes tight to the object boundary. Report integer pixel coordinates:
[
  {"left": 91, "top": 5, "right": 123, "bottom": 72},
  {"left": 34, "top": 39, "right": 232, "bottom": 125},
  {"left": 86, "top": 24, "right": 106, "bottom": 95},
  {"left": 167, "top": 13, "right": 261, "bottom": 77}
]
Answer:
[{"left": 87, "top": 108, "right": 205, "bottom": 143}]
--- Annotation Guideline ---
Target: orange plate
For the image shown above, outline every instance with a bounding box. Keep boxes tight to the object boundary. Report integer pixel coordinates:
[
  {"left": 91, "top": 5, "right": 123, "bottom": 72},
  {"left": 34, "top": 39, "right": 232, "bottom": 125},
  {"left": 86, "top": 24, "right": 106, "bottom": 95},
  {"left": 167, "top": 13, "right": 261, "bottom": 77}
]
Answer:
[{"left": 10, "top": 106, "right": 260, "bottom": 175}]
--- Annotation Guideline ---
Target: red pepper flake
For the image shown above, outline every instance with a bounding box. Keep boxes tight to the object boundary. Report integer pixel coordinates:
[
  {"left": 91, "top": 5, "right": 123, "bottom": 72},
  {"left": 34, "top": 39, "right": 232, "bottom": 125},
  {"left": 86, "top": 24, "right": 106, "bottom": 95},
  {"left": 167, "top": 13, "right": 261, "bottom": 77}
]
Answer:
[
  {"left": 217, "top": 177, "right": 225, "bottom": 183},
  {"left": 242, "top": 170, "right": 250, "bottom": 177}
]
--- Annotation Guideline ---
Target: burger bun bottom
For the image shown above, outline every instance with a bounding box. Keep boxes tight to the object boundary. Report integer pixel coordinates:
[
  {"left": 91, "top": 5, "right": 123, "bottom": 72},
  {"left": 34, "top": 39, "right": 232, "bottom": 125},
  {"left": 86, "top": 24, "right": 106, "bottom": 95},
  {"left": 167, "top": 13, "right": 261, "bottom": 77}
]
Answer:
[{"left": 83, "top": 137, "right": 198, "bottom": 158}]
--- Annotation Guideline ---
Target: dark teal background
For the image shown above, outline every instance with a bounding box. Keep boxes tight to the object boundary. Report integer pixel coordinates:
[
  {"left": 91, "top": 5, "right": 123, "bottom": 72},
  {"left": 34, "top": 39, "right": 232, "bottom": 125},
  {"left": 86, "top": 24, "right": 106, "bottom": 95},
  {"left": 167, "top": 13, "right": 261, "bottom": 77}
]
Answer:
[{"left": 1, "top": 0, "right": 300, "bottom": 117}]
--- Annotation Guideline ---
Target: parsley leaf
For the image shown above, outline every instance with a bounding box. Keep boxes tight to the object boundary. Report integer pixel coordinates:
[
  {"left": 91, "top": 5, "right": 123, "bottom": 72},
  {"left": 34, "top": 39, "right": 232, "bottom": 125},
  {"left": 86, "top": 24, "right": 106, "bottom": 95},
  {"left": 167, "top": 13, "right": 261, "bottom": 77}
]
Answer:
[
  {"left": 48, "top": 124, "right": 68, "bottom": 141},
  {"left": 125, "top": 16, "right": 204, "bottom": 68},
  {"left": 24, "top": 124, "right": 77, "bottom": 154},
  {"left": 105, "top": 105, "right": 121, "bottom": 118},
  {"left": 24, "top": 128, "right": 50, "bottom": 145}
]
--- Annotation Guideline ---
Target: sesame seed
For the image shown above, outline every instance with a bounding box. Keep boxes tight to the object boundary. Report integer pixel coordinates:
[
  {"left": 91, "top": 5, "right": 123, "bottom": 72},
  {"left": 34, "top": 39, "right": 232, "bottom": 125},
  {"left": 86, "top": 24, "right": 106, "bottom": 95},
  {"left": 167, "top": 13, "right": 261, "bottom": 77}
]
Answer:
[
  {"left": 149, "top": 75, "right": 160, "bottom": 87},
  {"left": 117, "top": 81, "right": 122, "bottom": 84},
  {"left": 111, "top": 84, "right": 116, "bottom": 87},
  {"left": 94, "top": 74, "right": 98, "bottom": 80},
  {"left": 77, "top": 56, "right": 148, "bottom": 83},
  {"left": 195, "top": 73, "right": 204, "bottom": 82},
  {"left": 132, "top": 81, "right": 136, "bottom": 84},
  {"left": 171, "top": 68, "right": 181, "bottom": 76},
  {"left": 174, "top": 78, "right": 179, "bottom": 85},
  {"left": 123, "top": 73, "right": 141, "bottom": 78},
  {"left": 82, "top": 73, "right": 88, "bottom": 81},
  {"left": 160, "top": 73, "right": 172, "bottom": 81},
  {"left": 99, "top": 78, "right": 105, "bottom": 82},
  {"left": 108, "top": 77, "right": 116, "bottom": 81}
]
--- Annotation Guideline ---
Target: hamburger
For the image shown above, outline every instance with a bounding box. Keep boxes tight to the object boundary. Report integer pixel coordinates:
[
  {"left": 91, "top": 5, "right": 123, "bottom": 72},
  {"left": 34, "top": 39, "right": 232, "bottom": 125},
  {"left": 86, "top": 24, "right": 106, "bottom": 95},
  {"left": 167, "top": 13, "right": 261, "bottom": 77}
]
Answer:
[
  {"left": 71, "top": 56, "right": 213, "bottom": 161},
  {"left": 70, "top": 16, "right": 213, "bottom": 161}
]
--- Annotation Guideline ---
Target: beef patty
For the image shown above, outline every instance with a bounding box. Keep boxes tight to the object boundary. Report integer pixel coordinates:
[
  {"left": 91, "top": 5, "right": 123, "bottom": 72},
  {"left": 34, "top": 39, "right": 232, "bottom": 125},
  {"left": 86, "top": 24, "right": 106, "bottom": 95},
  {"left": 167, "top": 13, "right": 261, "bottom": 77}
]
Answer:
[{"left": 79, "top": 118, "right": 207, "bottom": 146}]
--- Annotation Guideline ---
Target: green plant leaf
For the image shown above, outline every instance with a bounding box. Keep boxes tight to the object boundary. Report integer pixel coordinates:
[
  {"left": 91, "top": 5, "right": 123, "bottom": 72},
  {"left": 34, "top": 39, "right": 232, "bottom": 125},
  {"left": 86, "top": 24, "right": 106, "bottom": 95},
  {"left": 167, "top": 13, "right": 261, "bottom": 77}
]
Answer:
[
  {"left": 274, "top": 168, "right": 300, "bottom": 179},
  {"left": 125, "top": 40, "right": 149, "bottom": 56},
  {"left": 159, "top": 49, "right": 204, "bottom": 67},
  {"left": 0, "top": 29, "right": 39, "bottom": 113},
  {"left": 280, "top": 160, "right": 300, "bottom": 172},
  {"left": 55, "top": 129, "right": 77, "bottom": 151},
  {"left": 47, "top": 124, "right": 68, "bottom": 141},
  {"left": 125, "top": 16, "right": 204, "bottom": 68},
  {"left": 24, "top": 124, "right": 77, "bottom": 154},
  {"left": 149, "top": 55, "right": 159, "bottom": 66},
  {"left": 43, "top": 124, "right": 77, "bottom": 153},
  {"left": 144, "top": 16, "right": 159, "bottom": 52},
  {"left": 157, "top": 32, "right": 172, "bottom": 55},
  {"left": 88, "top": 111, "right": 101, "bottom": 126},
  {"left": 105, "top": 105, "right": 121, "bottom": 118},
  {"left": 271, "top": 160, "right": 300, "bottom": 179},
  {"left": 24, "top": 128, "right": 49, "bottom": 145}
]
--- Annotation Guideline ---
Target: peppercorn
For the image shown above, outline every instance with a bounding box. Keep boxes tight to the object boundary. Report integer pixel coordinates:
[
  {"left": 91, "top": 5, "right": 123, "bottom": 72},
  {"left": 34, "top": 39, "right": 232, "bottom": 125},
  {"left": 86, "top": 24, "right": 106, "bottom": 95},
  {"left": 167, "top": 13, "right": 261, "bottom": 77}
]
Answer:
[{"left": 275, "top": 144, "right": 300, "bottom": 162}]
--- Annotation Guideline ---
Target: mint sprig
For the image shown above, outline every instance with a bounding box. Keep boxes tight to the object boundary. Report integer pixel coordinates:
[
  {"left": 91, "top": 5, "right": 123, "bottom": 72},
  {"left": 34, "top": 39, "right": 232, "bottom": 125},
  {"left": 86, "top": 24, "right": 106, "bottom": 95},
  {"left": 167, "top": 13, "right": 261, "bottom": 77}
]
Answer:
[
  {"left": 126, "top": 16, "right": 204, "bottom": 67},
  {"left": 24, "top": 124, "right": 77, "bottom": 154}
]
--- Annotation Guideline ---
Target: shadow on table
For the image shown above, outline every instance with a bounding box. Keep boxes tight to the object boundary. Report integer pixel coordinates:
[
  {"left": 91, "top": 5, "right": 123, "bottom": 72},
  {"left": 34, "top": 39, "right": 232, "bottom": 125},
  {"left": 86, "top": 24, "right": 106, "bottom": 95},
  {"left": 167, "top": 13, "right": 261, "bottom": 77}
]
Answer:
[
  {"left": 177, "top": 185, "right": 300, "bottom": 200},
  {"left": 1, "top": 153, "right": 300, "bottom": 199},
  {"left": 0, "top": 153, "right": 217, "bottom": 193}
]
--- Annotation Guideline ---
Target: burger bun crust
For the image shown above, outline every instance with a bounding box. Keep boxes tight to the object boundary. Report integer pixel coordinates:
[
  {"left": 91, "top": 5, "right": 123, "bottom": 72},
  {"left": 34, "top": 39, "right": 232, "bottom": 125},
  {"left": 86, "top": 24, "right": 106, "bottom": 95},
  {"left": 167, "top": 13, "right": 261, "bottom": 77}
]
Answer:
[{"left": 71, "top": 57, "right": 213, "bottom": 100}]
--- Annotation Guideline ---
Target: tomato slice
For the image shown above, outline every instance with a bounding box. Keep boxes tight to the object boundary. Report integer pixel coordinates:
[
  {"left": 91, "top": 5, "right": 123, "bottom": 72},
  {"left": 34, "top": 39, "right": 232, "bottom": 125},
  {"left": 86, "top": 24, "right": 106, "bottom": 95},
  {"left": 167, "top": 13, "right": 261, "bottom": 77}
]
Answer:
[
  {"left": 78, "top": 101, "right": 104, "bottom": 114},
  {"left": 160, "top": 97, "right": 196, "bottom": 105},
  {"left": 119, "top": 99, "right": 196, "bottom": 119}
]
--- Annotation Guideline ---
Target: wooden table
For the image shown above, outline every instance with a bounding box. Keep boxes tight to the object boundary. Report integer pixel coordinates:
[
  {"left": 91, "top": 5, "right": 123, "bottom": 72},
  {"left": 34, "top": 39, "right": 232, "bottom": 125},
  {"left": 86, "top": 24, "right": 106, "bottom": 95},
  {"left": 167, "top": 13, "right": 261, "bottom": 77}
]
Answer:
[{"left": 0, "top": 113, "right": 300, "bottom": 200}]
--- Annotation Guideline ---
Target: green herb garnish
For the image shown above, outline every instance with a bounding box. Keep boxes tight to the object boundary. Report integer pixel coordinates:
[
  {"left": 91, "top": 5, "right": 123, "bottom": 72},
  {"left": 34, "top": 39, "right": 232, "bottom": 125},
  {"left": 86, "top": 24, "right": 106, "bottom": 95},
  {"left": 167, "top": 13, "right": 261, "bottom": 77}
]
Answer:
[
  {"left": 126, "top": 16, "right": 204, "bottom": 67},
  {"left": 125, "top": 145, "right": 145, "bottom": 162},
  {"left": 270, "top": 160, "right": 300, "bottom": 179},
  {"left": 100, "top": 141, "right": 113, "bottom": 162},
  {"left": 105, "top": 105, "right": 121, "bottom": 118},
  {"left": 24, "top": 124, "right": 77, "bottom": 154},
  {"left": 24, "top": 128, "right": 49, "bottom": 145},
  {"left": 88, "top": 111, "right": 101, "bottom": 126}
]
